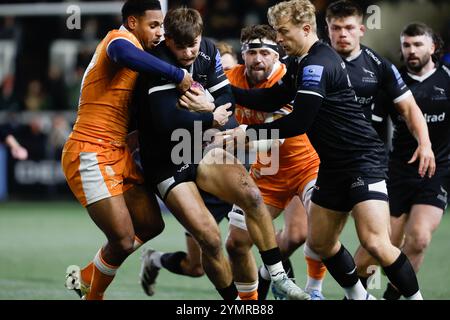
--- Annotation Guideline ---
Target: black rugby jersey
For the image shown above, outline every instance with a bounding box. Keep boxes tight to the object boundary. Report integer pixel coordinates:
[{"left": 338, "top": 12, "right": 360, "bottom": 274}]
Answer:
[
  {"left": 135, "top": 37, "right": 235, "bottom": 175},
  {"left": 374, "top": 64, "right": 450, "bottom": 175},
  {"left": 234, "top": 41, "right": 387, "bottom": 175},
  {"left": 344, "top": 45, "right": 410, "bottom": 121}
]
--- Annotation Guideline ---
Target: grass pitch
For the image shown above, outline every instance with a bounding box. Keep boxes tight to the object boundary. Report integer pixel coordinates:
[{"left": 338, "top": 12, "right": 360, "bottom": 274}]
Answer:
[{"left": 0, "top": 201, "right": 449, "bottom": 300}]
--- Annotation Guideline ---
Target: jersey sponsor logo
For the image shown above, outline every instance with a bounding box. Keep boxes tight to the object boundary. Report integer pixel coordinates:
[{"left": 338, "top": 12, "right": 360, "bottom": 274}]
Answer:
[
  {"left": 356, "top": 95, "right": 374, "bottom": 105},
  {"left": 302, "top": 65, "right": 324, "bottom": 87},
  {"left": 177, "top": 163, "right": 191, "bottom": 173},
  {"left": 391, "top": 65, "right": 406, "bottom": 87},
  {"left": 364, "top": 48, "right": 381, "bottom": 65},
  {"left": 437, "top": 185, "right": 447, "bottom": 204},
  {"left": 199, "top": 51, "right": 211, "bottom": 61},
  {"left": 350, "top": 176, "right": 365, "bottom": 188},
  {"left": 423, "top": 112, "right": 446, "bottom": 123}
]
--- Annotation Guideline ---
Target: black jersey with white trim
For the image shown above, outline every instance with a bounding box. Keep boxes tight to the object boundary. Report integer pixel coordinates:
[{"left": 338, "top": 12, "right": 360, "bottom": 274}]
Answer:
[
  {"left": 241, "top": 41, "right": 387, "bottom": 175},
  {"left": 290, "top": 41, "right": 387, "bottom": 175},
  {"left": 135, "top": 37, "right": 235, "bottom": 181},
  {"left": 344, "top": 45, "right": 410, "bottom": 121},
  {"left": 383, "top": 65, "right": 450, "bottom": 174}
]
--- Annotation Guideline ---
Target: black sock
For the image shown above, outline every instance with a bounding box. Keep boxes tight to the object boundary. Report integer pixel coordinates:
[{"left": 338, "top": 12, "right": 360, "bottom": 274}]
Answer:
[
  {"left": 359, "top": 276, "right": 368, "bottom": 289},
  {"left": 260, "top": 247, "right": 282, "bottom": 266},
  {"left": 160, "top": 251, "right": 188, "bottom": 275},
  {"left": 282, "top": 259, "right": 295, "bottom": 283},
  {"left": 257, "top": 267, "right": 271, "bottom": 300},
  {"left": 322, "top": 245, "right": 359, "bottom": 288},
  {"left": 382, "top": 252, "right": 419, "bottom": 298},
  {"left": 383, "top": 282, "right": 402, "bottom": 300},
  {"left": 217, "top": 282, "right": 238, "bottom": 301}
]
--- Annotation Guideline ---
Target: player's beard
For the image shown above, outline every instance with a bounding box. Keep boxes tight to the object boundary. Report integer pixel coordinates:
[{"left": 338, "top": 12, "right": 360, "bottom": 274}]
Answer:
[
  {"left": 406, "top": 54, "right": 431, "bottom": 73},
  {"left": 248, "top": 68, "right": 269, "bottom": 86}
]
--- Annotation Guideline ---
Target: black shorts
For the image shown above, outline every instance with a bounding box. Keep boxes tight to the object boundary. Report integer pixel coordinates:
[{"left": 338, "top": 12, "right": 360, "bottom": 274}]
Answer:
[
  {"left": 152, "top": 163, "right": 198, "bottom": 201},
  {"left": 388, "top": 172, "right": 448, "bottom": 217},
  {"left": 200, "top": 190, "right": 232, "bottom": 224},
  {"left": 311, "top": 172, "right": 389, "bottom": 212}
]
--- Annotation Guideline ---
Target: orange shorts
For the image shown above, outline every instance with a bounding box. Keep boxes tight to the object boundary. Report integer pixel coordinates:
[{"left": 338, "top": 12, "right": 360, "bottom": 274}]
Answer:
[
  {"left": 61, "top": 138, "right": 143, "bottom": 207},
  {"left": 251, "top": 158, "right": 320, "bottom": 210}
]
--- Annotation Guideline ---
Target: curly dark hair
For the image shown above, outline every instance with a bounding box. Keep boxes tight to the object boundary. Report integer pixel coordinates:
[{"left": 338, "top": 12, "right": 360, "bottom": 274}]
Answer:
[{"left": 240, "top": 24, "right": 277, "bottom": 44}]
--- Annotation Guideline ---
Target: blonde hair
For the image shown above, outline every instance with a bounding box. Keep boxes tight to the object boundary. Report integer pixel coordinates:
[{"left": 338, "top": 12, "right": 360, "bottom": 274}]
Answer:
[{"left": 268, "top": 0, "right": 317, "bottom": 32}]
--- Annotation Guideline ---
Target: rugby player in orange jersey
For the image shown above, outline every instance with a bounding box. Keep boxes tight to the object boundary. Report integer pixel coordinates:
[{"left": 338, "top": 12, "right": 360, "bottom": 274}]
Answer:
[
  {"left": 222, "top": 25, "right": 326, "bottom": 300},
  {"left": 62, "top": 0, "right": 192, "bottom": 300}
]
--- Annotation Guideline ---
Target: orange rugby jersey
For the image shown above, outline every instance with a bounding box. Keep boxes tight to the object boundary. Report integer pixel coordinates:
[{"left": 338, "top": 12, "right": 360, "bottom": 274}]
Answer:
[
  {"left": 225, "top": 63, "right": 319, "bottom": 167},
  {"left": 70, "top": 27, "right": 143, "bottom": 147}
]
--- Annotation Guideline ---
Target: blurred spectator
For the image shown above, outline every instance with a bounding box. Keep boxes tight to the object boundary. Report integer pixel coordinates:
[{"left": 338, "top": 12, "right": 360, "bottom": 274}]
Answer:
[
  {"left": 0, "top": 74, "right": 19, "bottom": 110},
  {"left": 22, "top": 80, "right": 50, "bottom": 111},
  {"left": 216, "top": 41, "right": 238, "bottom": 71},
  {"left": 243, "top": 0, "right": 271, "bottom": 26},
  {"left": 190, "top": 0, "right": 208, "bottom": 16},
  {"left": 0, "top": 17, "right": 21, "bottom": 40},
  {"left": 48, "top": 65, "right": 69, "bottom": 110},
  {"left": 442, "top": 19, "right": 450, "bottom": 64},
  {"left": 16, "top": 116, "right": 47, "bottom": 160},
  {"left": 47, "top": 115, "right": 70, "bottom": 159},
  {"left": 204, "top": 0, "right": 242, "bottom": 39}
]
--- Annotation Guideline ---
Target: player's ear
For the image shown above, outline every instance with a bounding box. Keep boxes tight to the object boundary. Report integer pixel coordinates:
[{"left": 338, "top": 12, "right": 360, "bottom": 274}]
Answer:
[
  {"left": 127, "top": 15, "right": 138, "bottom": 31},
  {"left": 303, "top": 23, "right": 311, "bottom": 36},
  {"left": 360, "top": 23, "right": 366, "bottom": 36}
]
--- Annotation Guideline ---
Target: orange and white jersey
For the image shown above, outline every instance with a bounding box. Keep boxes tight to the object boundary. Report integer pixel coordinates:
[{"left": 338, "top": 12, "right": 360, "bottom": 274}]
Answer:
[
  {"left": 226, "top": 63, "right": 286, "bottom": 125},
  {"left": 225, "top": 63, "right": 319, "bottom": 167},
  {"left": 70, "top": 26, "right": 143, "bottom": 147}
]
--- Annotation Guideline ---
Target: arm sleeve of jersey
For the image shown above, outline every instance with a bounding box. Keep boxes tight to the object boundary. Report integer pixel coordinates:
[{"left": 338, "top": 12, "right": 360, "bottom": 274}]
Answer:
[
  {"left": 296, "top": 60, "right": 327, "bottom": 98},
  {"left": 231, "top": 81, "right": 294, "bottom": 112},
  {"left": 107, "top": 38, "right": 184, "bottom": 84},
  {"left": 206, "top": 48, "right": 231, "bottom": 95},
  {"left": 247, "top": 92, "right": 322, "bottom": 140},
  {"left": 381, "top": 58, "right": 411, "bottom": 103},
  {"left": 206, "top": 47, "right": 235, "bottom": 112}
]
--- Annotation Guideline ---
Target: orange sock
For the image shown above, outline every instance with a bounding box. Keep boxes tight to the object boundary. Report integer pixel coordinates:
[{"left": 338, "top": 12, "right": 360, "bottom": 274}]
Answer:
[
  {"left": 235, "top": 281, "right": 259, "bottom": 300},
  {"left": 86, "top": 249, "right": 119, "bottom": 300},
  {"left": 238, "top": 290, "right": 258, "bottom": 300},
  {"left": 305, "top": 256, "right": 327, "bottom": 280},
  {"left": 80, "top": 262, "right": 94, "bottom": 286}
]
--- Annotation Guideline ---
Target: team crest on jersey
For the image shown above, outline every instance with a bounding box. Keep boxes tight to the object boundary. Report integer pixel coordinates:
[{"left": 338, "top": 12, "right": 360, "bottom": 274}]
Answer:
[
  {"left": 362, "top": 67, "right": 378, "bottom": 83},
  {"left": 302, "top": 65, "right": 324, "bottom": 87},
  {"left": 432, "top": 85, "right": 448, "bottom": 101}
]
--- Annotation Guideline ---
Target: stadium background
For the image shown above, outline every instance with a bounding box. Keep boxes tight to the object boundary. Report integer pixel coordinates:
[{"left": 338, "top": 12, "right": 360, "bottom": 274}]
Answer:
[{"left": 0, "top": 0, "right": 449, "bottom": 300}]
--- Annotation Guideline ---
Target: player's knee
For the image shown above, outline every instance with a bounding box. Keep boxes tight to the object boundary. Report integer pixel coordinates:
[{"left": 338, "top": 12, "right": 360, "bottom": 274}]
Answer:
[
  {"left": 238, "top": 187, "right": 264, "bottom": 213},
  {"left": 187, "top": 264, "right": 205, "bottom": 277},
  {"left": 286, "top": 230, "right": 307, "bottom": 250},
  {"left": 359, "top": 236, "right": 387, "bottom": 260},
  {"left": 196, "top": 231, "right": 222, "bottom": 257},
  {"left": 110, "top": 236, "right": 135, "bottom": 256},
  {"left": 225, "top": 234, "right": 251, "bottom": 257},
  {"left": 405, "top": 231, "right": 431, "bottom": 254},
  {"left": 307, "top": 237, "right": 333, "bottom": 258},
  {"left": 137, "top": 218, "right": 165, "bottom": 242}
]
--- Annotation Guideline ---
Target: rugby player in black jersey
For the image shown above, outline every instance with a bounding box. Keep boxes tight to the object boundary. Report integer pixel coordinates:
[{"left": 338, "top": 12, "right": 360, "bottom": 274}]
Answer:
[
  {"left": 359, "top": 22, "right": 450, "bottom": 299},
  {"left": 220, "top": 0, "right": 427, "bottom": 299},
  {"left": 135, "top": 7, "right": 309, "bottom": 300},
  {"left": 325, "top": 0, "right": 436, "bottom": 292}
]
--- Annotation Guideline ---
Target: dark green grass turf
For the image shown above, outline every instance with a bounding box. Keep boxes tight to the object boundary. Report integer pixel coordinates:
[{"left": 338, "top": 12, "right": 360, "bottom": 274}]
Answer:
[{"left": 0, "top": 201, "right": 448, "bottom": 300}]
